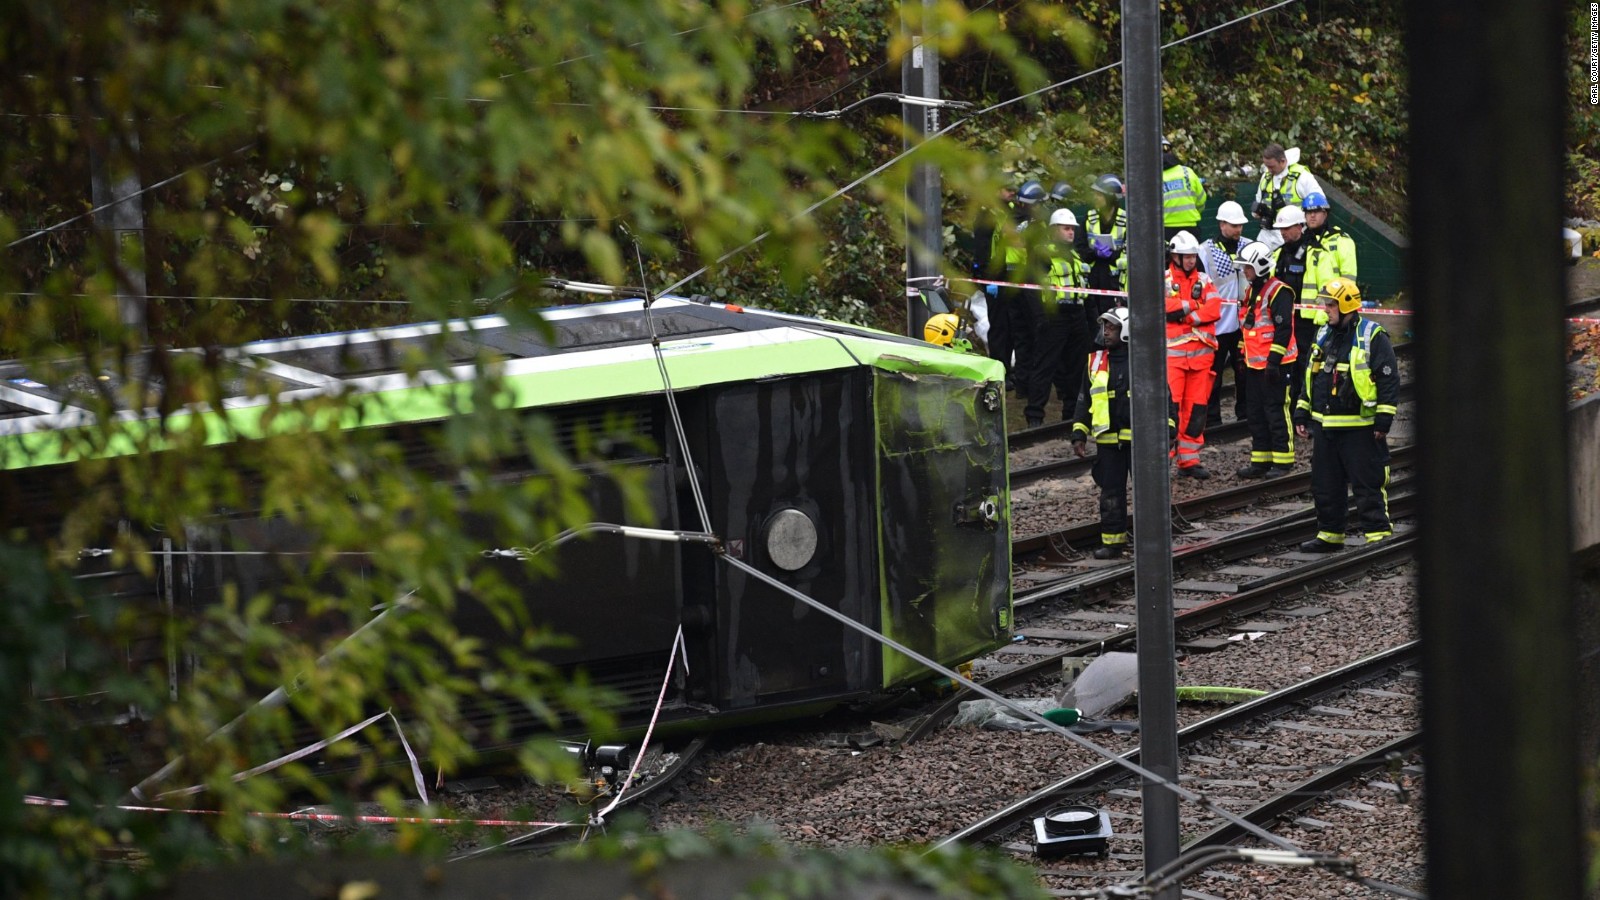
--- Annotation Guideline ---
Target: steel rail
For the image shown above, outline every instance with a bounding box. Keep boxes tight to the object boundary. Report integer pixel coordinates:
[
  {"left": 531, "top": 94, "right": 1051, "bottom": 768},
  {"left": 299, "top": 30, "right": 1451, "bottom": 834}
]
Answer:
[
  {"left": 1181, "top": 729, "right": 1423, "bottom": 851},
  {"left": 929, "top": 642, "right": 1421, "bottom": 849},
  {"left": 906, "top": 512, "right": 1417, "bottom": 743}
]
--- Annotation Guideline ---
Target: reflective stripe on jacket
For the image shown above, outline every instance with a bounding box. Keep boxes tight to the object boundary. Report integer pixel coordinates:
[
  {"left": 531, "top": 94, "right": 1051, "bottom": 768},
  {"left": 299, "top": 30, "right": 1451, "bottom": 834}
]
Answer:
[
  {"left": 1161, "top": 165, "right": 1207, "bottom": 227},
  {"left": 1299, "top": 317, "right": 1398, "bottom": 427},
  {"left": 1241, "top": 277, "right": 1299, "bottom": 368},
  {"left": 1164, "top": 264, "right": 1221, "bottom": 353}
]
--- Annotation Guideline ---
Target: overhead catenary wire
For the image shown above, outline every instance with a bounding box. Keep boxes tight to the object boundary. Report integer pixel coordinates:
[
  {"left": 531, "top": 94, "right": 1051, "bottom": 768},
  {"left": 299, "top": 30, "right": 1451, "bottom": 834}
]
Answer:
[{"left": 655, "top": 0, "right": 1304, "bottom": 299}]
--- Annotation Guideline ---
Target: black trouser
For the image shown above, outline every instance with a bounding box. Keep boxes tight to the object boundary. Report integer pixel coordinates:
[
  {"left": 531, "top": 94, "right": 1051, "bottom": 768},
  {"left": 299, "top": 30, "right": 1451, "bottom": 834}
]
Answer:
[
  {"left": 988, "top": 276, "right": 1036, "bottom": 389},
  {"left": 1243, "top": 364, "right": 1294, "bottom": 466},
  {"left": 1026, "top": 299, "right": 1091, "bottom": 422},
  {"left": 1207, "top": 330, "right": 1245, "bottom": 422},
  {"left": 1091, "top": 439, "right": 1131, "bottom": 544},
  {"left": 1310, "top": 424, "right": 1393, "bottom": 540},
  {"left": 1289, "top": 315, "right": 1319, "bottom": 407}
]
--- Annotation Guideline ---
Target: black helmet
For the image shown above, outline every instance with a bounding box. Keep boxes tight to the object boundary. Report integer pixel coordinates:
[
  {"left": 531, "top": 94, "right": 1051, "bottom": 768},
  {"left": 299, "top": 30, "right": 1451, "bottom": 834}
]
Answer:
[
  {"left": 1091, "top": 174, "right": 1124, "bottom": 198},
  {"left": 1016, "top": 180, "right": 1047, "bottom": 205},
  {"left": 1049, "top": 181, "right": 1072, "bottom": 202}
]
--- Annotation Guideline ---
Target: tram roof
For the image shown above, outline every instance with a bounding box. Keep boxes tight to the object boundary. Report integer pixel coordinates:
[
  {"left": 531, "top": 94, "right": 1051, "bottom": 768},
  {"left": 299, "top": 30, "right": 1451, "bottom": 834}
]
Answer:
[{"left": 0, "top": 297, "right": 1001, "bottom": 470}]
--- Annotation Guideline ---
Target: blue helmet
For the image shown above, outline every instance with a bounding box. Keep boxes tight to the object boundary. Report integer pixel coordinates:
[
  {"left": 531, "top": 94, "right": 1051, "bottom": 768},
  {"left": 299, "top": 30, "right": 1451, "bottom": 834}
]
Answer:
[
  {"left": 1017, "top": 180, "right": 1047, "bottom": 205},
  {"left": 1049, "top": 181, "right": 1072, "bottom": 202},
  {"left": 1301, "top": 191, "right": 1330, "bottom": 211},
  {"left": 1091, "top": 174, "right": 1124, "bottom": 198}
]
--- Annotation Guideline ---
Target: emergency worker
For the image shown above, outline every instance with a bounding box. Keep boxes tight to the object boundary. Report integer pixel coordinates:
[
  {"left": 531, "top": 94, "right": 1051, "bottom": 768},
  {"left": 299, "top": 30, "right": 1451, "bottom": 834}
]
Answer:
[
  {"left": 1077, "top": 174, "right": 1128, "bottom": 323},
  {"left": 1161, "top": 136, "right": 1208, "bottom": 242},
  {"left": 989, "top": 179, "right": 1048, "bottom": 391},
  {"left": 1070, "top": 308, "right": 1178, "bottom": 558},
  {"left": 1025, "top": 208, "right": 1093, "bottom": 427},
  {"left": 1293, "top": 278, "right": 1399, "bottom": 552},
  {"left": 1234, "top": 241, "right": 1298, "bottom": 477},
  {"left": 1202, "top": 201, "right": 1250, "bottom": 424},
  {"left": 1252, "top": 143, "right": 1322, "bottom": 249},
  {"left": 1293, "top": 191, "right": 1359, "bottom": 411},
  {"left": 1164, "top": 231, "right": 1223, "bottom": 478}
]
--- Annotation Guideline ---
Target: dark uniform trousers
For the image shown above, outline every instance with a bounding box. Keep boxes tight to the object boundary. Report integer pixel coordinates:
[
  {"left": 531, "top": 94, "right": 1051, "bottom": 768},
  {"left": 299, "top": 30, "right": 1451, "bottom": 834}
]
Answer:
[
  {"left": 1091, "top": 439, "right": 1131, "bottom": 542},
  {"left": 1207, "top": 330, "right": 1246, "bottom": 422},
  {"left": 1244, "top": 364, "right": 1293, "bottom": 460},
  {"left": 1310, "top": 425, "right": 1392, "bottom": 538},
  {"left": 990, "top": 271, "right": 1037, "bottom": 391},
  {"left": 1289, "top": 317, "right": 1320, "bottom": 409},
  {"left": 1026, "top": 299, "right": 1091, "bottom": 423}
]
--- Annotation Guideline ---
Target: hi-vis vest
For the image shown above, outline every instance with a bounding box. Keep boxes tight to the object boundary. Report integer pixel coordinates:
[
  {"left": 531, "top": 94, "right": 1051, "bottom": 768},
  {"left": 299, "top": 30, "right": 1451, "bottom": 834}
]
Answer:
[
  {"left": 1165, "top": 267, "right": 1219, "bottom": 354},
  {"left": 1161, "top": 166, "right": 1205, "bottom": 227},
  {"left": 1084, "top": 350, "right": 1130, "bottom": 444},
  {"left": 1257, "top": 162, "right": 1313, "bottom": 212},
  {"left": 1241, "top": 277, "right": 1299, "bottom": 369},
  {"left": 1086, "top": 208, "right": 1127, "bottom": 247},
  {"left": 1305, "top": 318, "right": 1393, "bottom": 427},
  {"left": 1045, "top": 250, "right": 1088, "bottom": 305}
]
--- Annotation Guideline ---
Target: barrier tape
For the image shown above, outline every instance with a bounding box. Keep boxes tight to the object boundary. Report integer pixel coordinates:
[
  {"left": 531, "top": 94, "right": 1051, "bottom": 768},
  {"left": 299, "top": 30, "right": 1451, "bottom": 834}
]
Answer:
[
  {"left": 952, "top": 276, "right": 1600, "bottom": 324},
  {"left": 23, "top": 795, "right": 572, "bottom": 829}
]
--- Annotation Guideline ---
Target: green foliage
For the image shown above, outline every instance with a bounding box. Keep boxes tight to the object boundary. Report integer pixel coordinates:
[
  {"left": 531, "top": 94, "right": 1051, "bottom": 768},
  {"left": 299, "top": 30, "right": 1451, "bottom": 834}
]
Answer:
[
  {"left": 0, "top": 1, "right": 1067, "bottom": 896},
  {"left": 563, "top": 822, "right": 1052, "bottom": 899}
]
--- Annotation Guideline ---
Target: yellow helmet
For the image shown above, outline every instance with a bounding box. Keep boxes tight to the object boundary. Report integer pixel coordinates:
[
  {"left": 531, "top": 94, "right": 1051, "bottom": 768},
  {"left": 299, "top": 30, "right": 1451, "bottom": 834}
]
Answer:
[
  {"left": 1317, "top": 277, "right": 1363, "bottom": 314},
  {"left": 923, "top": 312, "right": 961, "bottom": 346}
]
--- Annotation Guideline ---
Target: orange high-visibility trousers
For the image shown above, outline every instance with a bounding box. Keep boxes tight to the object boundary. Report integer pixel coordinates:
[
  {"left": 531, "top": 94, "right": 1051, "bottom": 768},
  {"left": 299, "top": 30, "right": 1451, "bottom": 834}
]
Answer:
[{"left": 1167, "top": 350, "right": 1215, "bottom": 469}]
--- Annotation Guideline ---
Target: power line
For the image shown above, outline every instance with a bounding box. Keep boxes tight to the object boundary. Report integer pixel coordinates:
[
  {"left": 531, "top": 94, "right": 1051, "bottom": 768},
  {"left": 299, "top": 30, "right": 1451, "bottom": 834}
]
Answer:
[{"left": 657, "top": 0, "right": 1304, "bottom": 297}]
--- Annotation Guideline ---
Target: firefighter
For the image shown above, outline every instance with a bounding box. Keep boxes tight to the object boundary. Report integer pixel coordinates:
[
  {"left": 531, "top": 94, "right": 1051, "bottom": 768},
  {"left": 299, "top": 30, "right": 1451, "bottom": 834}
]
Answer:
[
  {"left": 1161, "top": 136, "right": 1208, "bottom": 242},
  {"left": 1293, "top": 278, "right": 1400, "bottom": 552},
  {"left": 1077, "top": 173, "right": 1127, "bottom": 324},
  {"left": 1069, "top": 307, "right": 1178, "bottom": 558},
  {"left": 1164, "top": 230, "right": 1223, "bottom": 479},
  {"left": 1234, "top": 241, "right": 1298, "bottom": 478},
  {"left": 1025, "top": 208, "right": 1093, "bottom": 427}
]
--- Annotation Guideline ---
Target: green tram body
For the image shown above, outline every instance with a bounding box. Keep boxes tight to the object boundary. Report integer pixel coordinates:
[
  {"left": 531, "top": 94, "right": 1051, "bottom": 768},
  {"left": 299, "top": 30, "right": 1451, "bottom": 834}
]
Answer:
[{"left": 0, "top": 297, "right": 1013, "bottom": 742}]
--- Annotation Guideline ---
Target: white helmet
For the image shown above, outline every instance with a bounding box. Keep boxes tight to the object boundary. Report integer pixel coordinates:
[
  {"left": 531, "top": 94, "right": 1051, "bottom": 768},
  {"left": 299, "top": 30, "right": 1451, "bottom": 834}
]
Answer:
[
  {"left": 1273, "top": 206, "right": 1306, "bottom": 229},
  {"left": 1098, "top": 306, "right": 1130, "bottom": 343},
  {"left": 1238, "top": 241, "right": 1274, "bottom": 278},
  {"left": 1168, "top": 230, "right": 1201, "bottom": 255},
  {"left": 1049, "top": 208, "right": 1079, "bottom": 228},
  {"left": 1216, "top": 200, "right": 1248, "bottom": 225}
]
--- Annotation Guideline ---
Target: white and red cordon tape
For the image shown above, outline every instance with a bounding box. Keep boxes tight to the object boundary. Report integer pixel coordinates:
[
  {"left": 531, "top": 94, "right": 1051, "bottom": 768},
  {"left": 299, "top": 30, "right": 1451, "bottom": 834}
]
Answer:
[
  {"left": 25, "top": 626, "right": 690, "bottom": 831},
  {"left": 952, "top": 276, "right": 1600, "bottom": 324}
]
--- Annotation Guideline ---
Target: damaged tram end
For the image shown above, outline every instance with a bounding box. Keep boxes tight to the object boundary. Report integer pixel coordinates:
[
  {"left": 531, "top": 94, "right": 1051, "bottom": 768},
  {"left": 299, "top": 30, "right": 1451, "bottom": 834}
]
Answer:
[{"left": 0, "top": 296, "right": 1013, "bottom": 798}]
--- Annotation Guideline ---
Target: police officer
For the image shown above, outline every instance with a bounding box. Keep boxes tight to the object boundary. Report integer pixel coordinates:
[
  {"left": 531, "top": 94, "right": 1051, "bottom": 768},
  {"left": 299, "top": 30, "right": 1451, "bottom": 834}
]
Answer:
[
  {"left": 1077, "top": 174, "right": 1127, "bottom": 324},
  {"left": 1161, "top": 136, "right": 1208, "bottom": 243},
  {"left": 1293, "top": 278, "right": 1399, "bottom": 552},
  {"left": 1202, "top": 201, "right": 1250, "bottom": 424},
  {"left": 1026, "top": 208, "right": 1093, "bottom": 427},
  {"left": 1234, "top": 241, "right": 1298, "bottom": 478},
  {"left": 1070, "top": 307, "right": 1178, "bottom": 558},
  {"left": 988, "top": 179, "right": 1048, "bottom": 392},
  {"left": 1252, "top": 143, "right": 1322, "bottom": 250}
]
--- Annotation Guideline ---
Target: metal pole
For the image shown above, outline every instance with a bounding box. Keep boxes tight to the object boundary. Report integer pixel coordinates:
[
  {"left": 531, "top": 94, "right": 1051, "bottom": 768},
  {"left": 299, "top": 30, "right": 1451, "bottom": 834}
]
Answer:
[
  {"left": 901, "top": 0, "right": 941, "bottom": 337},
  {"left": 1121, "top": 0, "right": 1179, "bottom": 888},
  {"left": 1408, "top": 0, "right": 1580, "bottom": 896},
  {"left": 88, "top": 130, "right": 148, "bottom": 342}
]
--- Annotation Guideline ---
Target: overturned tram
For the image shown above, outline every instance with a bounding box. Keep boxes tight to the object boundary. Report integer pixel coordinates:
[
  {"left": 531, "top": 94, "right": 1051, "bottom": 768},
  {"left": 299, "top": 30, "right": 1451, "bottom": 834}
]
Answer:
[{"left": 0, "top": 297, "right": 1012, "bottom": 746}]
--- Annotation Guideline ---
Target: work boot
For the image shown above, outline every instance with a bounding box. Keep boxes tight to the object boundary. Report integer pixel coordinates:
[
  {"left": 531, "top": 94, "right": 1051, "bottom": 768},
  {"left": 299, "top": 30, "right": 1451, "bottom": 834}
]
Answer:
[
  {"left": 1265, "top": 465, "right": 1295, "bottom": 478},
  {"left": 1026, "top": 416, "right": 1044, "bottom": 428},
  {"left": 1297, "top": 538, "right": 1343, "bottom": 553},
  {"left": 1178, "top": 465, "right": 1211, "bottom": 480},
  {"left": 1236, "top": 463, "right": 1270, "bottom": 479},
  {"left": 1092, "top": 544, "right": 1125, "bottom": 560}
]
